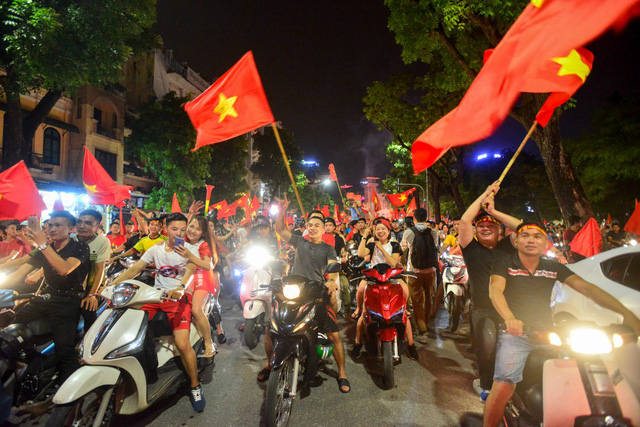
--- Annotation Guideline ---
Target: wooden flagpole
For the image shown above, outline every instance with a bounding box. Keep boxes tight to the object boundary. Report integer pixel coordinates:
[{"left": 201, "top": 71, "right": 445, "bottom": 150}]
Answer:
[
  {"left": 272, "top": 123, "right": 306, "bottom": 216},
  {"left": 333, "top": 172, "right": 347, "bottom": 211},
  {"left": 484, "top": 121, "right": 538, "bottom": 206}
]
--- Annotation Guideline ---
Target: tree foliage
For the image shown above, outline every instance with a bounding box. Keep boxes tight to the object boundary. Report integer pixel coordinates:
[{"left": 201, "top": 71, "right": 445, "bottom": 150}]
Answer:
[
  {"left": 0, "top": 0, "right": 158, "bottom": 168},
  {"left": 250, "top": 127, "right": 302, "bottom": 200},
  {"left": 286, "top": 173, "right": 333, "bottom": 215},
  {"left": 364, "top": 0, "right": 593, "bottom": 221},
  {"left": 566, "top": 92, "right": 640, "bottom": 219},
  {"left": 126, "top": 93, "right": 213, "bottom": 210}
]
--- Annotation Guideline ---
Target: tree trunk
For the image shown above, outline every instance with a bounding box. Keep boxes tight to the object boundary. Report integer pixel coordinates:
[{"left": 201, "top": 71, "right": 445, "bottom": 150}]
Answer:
[
  {"left": 23, "top": 90, "right": 63, "bottom": 144},
  {"left": 519, "top": 94, "right": 593, "bottom": 222},
  {"left": 2, "top": 85, "right": 26, "bottom": 171}
]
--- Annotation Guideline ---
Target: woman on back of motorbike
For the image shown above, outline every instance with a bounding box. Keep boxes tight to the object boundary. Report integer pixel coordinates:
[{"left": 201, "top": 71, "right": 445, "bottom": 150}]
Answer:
[
  {"left": 179, "top": 215, "right": 220, "bottom": 358},
  {"left": 351, "top": 217, "right": 418, "bottom": 360}
]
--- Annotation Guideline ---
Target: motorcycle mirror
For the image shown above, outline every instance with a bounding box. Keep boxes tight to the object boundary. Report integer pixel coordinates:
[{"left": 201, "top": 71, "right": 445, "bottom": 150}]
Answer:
[{"left": 325, "top": 263, "right": 342, "bottom": 274}]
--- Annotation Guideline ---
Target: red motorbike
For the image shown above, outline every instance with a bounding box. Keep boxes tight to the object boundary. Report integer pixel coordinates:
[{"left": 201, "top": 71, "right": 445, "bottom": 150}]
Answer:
[{"left": 361, "top": 263, "right": 407, "bottom": 388}]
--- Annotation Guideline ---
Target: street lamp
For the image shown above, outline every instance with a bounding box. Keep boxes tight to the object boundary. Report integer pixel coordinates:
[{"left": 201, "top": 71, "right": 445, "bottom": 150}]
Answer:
[{"left": 322, "top": 178, "right": 331, "bottom": 186}]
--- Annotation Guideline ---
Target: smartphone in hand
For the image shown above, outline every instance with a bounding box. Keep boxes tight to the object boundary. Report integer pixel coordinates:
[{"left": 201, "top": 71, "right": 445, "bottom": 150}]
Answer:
[
  {"left": 27, "top": 216, "right": 41, "bottom": 232},
  {"left": 174, "top": 237, "right": 185, "bottom": 248}
]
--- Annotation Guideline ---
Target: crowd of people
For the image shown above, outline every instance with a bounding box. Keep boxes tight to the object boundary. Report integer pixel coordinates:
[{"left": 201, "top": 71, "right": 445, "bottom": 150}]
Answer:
[{"left": 0, "top": 186, "right": 638, "bottom": 424}]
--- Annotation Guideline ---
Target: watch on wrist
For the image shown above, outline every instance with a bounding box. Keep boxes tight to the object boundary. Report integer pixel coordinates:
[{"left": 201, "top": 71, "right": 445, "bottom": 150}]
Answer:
[{"left": 38, "top": 243, "right": 48, "bottom": 251}]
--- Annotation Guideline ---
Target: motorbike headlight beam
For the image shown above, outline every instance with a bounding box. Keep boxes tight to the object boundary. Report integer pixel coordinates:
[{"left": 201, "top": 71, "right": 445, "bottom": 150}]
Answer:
[
  {"left": 569, "top": 328, "right": 612, "bottom": 355},
  {"left": 283, "top": 284, "right": 301, "bottom": 300}
]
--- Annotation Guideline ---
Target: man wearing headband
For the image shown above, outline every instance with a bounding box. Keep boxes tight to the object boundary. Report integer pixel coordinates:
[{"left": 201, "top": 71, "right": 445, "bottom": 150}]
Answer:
[
  {"left": 459, "top": 181, "right": 521, "bottom": 401},
  {"left": 484, "top": 222, "right": 640, "bottom": 426}
]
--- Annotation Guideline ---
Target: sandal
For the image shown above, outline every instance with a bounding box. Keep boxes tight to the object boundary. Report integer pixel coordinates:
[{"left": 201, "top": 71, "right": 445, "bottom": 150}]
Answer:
[
  {"left": 257, "top": 367, "right": 271, "bottom": 382},
  {"left": 338, "top": 377, "right": 351, "bottom": 393},
  {"left": 351, "top": 310, "right": 360, "bottom": 320},
  {"left": 198, "top": 341, "right": 217, "bottom": 358}
]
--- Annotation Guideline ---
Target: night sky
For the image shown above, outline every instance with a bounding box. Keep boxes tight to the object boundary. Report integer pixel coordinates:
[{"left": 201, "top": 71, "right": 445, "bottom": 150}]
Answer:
[{"left": 155, "top": 1, "right": 640, "bottom": 187}]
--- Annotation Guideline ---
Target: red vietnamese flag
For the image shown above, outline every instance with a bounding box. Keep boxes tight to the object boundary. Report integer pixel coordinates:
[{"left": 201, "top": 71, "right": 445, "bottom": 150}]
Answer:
[
  {"left": 83, "top": 147, "right": 132, "bottom": 207},
  {"left": 371, "top": 187, "right": 382, "bottom": 212},
  {"left": 0, "top": 161, "right": 47, "bottom": 221},
  {"left": 185, "top": 51, "right": 274, "bottom": 151},
  {"left": 210, "top": 199, "right": 228, "bottom": 212},
  {"left": 321, "top": 205, "right": 330, "bottom": 218},
  {"left": 328, "top": 164, "right": 338, "bottom": 182},
  {"left": 237, "top": 194, "right": 250, "bottom": 209},
  {"left": 334, "top": 204, "right": 341, "bottom": 224},
  {"left": 393, "top": 208, "right": 399, "bottom": 220},
  {"left": 218, "top": 199, "right": 239, "bottom": 219},
  {"left": 406, "top": 197, "right": 417, "bottom": 216},
  {"left": 400, "top": 208, "right": 406, "bottom": 218},
  {"left": 411, "top": 0, "right": 638, "bottom": 173},
  {"left": 606, "top": 213, "right": 612, "bottom": 225},
  {"left": 204, "top": 185, "right": 215, "bottom": 213},
  {"left": 570, "top": 218, "right": 602, "bottom": 258},
  {"left": 249, "top": 195, "right": 261, "bottom": 213},
  {"left": 387, "top": 188, "right": 416, "bottom": 207},
  {"left": 171, "top": 193, "right": 182, "bottom": 213},
  {"left": 624, "top": 203, "right": 640, "bottom": 235}
]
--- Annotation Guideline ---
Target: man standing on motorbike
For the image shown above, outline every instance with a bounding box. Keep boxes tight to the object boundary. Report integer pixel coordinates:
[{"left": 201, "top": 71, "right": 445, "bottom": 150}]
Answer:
[
  {"left": 76, "top": 209, "right": 112, "bottom": 331},
  {"left": 459, "top": 182, "right": 520, "bottom": 400},
  {"left": 2, "top": 211, "right": 90, "bottom": 385},
  {"left": 110, "top": 213, "right": 206, "bottom": 412},
  {"left": 273, "top": 197, "right": 351, "bottom": 393},
  {"left": 484, "top": 221, "right": 640, "bottom": 427}
]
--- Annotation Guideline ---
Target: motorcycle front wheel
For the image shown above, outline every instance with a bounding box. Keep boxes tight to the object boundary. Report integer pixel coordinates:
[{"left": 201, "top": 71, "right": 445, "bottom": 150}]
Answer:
[
  {"left": 45, "top": 386, "right": 115, "bottom": 427},
  {"left": 265, "top": 356, "right": 295, "bottom": 427},
  {"left": 382, "top": 341, "right": 394, "bottom": 389},
  {"left": 448, "top": 293, "right": 463, "bottom": 333},
  {"left": 244, "top": 313, "right": 264, "bottom": 350}
]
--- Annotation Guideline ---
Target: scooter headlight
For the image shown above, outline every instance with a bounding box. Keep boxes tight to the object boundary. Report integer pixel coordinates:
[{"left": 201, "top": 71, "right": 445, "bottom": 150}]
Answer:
[
  {"left": 111, "top": 282, "right": 139, "bottom": 308},
  {"left": 283, "top": 284, "right": 301, "bottom": 300},
  {"left": 246, "top": 246, "right": 274, "bottom": 269},
  {"left": 569, "top": 328, "right": 612, "bottom": 355}
]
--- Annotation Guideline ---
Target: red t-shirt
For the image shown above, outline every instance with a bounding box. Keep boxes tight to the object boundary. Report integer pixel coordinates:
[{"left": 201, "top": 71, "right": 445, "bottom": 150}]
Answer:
[
  {"left": 0, "top": 238, "right": 30, "bottom": 259},
  {"left": 191, "top": 240, "right": 217, "bottom": 294},
  {"left": 107, "top": 233, "right": 126, "bottom": 250}
]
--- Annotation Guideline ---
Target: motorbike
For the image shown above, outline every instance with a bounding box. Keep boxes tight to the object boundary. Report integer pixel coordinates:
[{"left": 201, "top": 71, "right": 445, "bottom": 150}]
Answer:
[
  {"left": 239, "top": 245, "right": 278, "bottom": 349},
  {"left": 265, "top": 263, "right": 342, "bottom": 427},
  {"left": 440, "top": 254, "right": 469, "bottom": 333},
  {"left": 46, "top": 280, "right": 214, "bottom": 426},
  {"left": 343, "top": 242, "right": 367, "bottom": 309},
  {"left": 498, "top": 321, "right": 639, "bottom": 426},
  {"left": 360, "top": 263, "right": 407, "bottom": 389},
  {"left": 105, "top": 257, "right": 155, "bottom": 287}
]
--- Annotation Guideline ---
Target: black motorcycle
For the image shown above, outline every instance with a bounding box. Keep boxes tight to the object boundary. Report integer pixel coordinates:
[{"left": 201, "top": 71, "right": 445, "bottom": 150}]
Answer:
[
  {"left": 264, "top": 263, "right": 341, "bottom": 427},
  {"left": 343, "top": 243, "right": 367, "bottom": 310}
]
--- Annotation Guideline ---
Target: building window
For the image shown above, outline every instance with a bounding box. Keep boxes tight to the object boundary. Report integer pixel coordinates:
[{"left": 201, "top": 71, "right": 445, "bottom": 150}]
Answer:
[
  {"left": 112, "top": 112, "right": 118, "bottom": 129},
  {"left": 94, "top": 148, "right": 117, "bottom": 180},
  {"left": 94, "top": 108, "right": 102, "bottom": 126},
  {"left": 42, "top": 128, "right": 61, "bottom": 165}
]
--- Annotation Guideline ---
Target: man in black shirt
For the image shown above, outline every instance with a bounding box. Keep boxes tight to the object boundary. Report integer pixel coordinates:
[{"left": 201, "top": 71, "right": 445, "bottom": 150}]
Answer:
[
  {"left": 607, "top": 220, "right": 627, "bottom": 248},
  {"left": 3, "top": 210, "right": 90, "bottom": 384},
  {"left": 459, "top": 181, "right": 520, "bottom": 399},
  {"left": 484, "top": 222, "right": 640, "bottom": 426}
]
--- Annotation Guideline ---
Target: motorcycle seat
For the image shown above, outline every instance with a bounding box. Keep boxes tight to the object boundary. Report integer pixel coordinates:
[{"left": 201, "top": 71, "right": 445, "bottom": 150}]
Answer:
[
  {"left": 149, "top": 312, "right": 173, "bottom": 337},
  {"left": 27, "top": 319, "right": 51, "bottom": 336}
]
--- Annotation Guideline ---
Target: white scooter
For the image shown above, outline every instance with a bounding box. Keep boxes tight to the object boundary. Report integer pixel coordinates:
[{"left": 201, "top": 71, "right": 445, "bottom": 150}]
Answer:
[
  {"left": 441, "top": 254, "right": 469, "bottom": 333},
  {"left": 239, "top": 245, "right": 276, "bottom": 350},
  {"left": 45, "top": 280, "right": 212, "bottom": 426}
]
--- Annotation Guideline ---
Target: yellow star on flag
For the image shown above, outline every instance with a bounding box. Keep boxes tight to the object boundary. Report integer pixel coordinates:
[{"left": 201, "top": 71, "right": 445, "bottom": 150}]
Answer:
[
  {"left": 531, "top": 0, "right": 544, "bottom": 8},
  {"left": 552, "top": 49, "right": 591, "bottom": 83},
  {"left": 398, "top": 194, "right": 407, "bottom": 202},
  {"left": 84, "top": 183, "right": 98, "bottom": 193},
  {"left": 213, "top": 93, "right": 238, "bottom": 123}
]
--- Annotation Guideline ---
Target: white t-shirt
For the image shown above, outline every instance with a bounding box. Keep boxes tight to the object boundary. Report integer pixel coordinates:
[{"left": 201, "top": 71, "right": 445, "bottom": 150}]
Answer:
[{"left": 140, "top": 241, "right": 199, "bottom": 291}]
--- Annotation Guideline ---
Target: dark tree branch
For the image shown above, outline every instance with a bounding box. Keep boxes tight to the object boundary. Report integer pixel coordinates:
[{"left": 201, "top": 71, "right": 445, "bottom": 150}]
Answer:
[
  {"left": 23, "top": 89, "right": 63, "bottom": 137},
  {"left": 432, "top": 25, "right": 477, "bottom": 79},
  {"left": 466, "top": 12, "right": 501, "bottom": 47}
]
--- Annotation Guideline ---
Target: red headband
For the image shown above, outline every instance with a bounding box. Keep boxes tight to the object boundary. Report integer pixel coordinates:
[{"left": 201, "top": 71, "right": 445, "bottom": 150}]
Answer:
[
  {"left": 474, "top": 215, "right": 500, "bottom": 226},
  {"left": 375, "top": 218, "right": 391, "bottom": 230},
  {"left": 517, "top": 224, "right": 546, "bottom": 236}
]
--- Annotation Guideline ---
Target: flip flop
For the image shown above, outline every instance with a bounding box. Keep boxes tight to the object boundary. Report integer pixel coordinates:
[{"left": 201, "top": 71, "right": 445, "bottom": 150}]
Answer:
[
  {"left": 351, "top": 311, "right": 360, "bottom": 320},
  {"left": 338, "top": 377, "right": 351, "bottom": 393},
  {"left": 257, "top": 367, "right": 271, "bottom": 382}
]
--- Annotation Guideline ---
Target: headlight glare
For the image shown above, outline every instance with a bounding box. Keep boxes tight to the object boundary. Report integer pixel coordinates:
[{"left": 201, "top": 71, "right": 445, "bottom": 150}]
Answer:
[
  {"left": 283, "top": 284, "right": 301, "bottom": 299},
  {"left": 548, "top": 332, "right": 562, "bottom": 346},
  {"left": 569, "top": 328, "right": 612, "bottom": 354},
  {"left": 246, "top": 246, "right": 274, "bottom": 269}
]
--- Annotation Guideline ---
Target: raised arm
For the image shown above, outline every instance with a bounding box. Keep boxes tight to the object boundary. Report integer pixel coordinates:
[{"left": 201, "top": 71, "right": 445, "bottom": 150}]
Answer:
[
  {"left": 459, "top": 181, "right": 501, "bottom": 248},
  {"left": 274, "top": 196, "right": 292, "bottom": 243},
  {"left": 27, "top": 229, "right": 81, "bottom": 276}
]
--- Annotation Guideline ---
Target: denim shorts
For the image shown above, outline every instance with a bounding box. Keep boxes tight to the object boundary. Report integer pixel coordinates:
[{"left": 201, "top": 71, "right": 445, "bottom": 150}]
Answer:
[{"left": 493, "top": 330, "right": 541, "bottom": 384}]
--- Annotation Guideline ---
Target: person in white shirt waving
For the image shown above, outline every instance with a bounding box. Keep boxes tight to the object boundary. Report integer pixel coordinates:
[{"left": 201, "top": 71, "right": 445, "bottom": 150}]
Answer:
[{"left": 111, "top": 213, "right": 205, "bottom": 412}]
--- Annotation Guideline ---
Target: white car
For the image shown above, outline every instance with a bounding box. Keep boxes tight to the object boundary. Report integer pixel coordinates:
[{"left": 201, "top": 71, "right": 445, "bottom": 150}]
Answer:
[{"left": 552, "top": 245, "right": 640, "bottom": 325}]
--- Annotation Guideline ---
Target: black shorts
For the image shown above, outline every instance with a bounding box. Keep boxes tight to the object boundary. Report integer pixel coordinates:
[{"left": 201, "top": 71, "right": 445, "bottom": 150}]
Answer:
[{"left": 317, "top": 301, "right": 339, "bottom": 333}]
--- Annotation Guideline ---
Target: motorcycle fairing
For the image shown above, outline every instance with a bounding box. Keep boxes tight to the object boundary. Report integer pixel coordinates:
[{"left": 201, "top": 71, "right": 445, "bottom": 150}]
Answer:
[
  {"left": 270, "top": 338, "right": 303, "bottom": 372},
  {"left": 362, "top": 264, "right": 403, "bottom": 283}
]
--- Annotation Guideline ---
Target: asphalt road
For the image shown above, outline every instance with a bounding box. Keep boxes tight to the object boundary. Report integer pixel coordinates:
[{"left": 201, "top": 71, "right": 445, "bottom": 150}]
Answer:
[{"left": 11, "top": 297, "right": 486, "bottom": 427}]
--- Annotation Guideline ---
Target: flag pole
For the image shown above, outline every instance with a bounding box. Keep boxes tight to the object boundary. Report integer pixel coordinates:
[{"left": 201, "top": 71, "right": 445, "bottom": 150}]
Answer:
[
  {"left": 498, "top": 121, "right": 537, "bottom": 185},
  {"left": 333, "top": 173, "right": 347, "bottom": 211},
  {"left": 271, "top": 123, "right": 306, "bottom": 216},
  {"left": 484, "top": 121, "right": 537, "bottom": 207}
]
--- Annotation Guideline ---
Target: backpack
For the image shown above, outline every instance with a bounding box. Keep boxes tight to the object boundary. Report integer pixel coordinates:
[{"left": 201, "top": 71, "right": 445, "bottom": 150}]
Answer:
[{"left": 410, "top": 226, "right": 438, "bottom": 269}]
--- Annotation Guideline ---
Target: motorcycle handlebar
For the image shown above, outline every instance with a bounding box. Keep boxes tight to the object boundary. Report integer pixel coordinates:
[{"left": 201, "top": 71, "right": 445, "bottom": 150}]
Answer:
[{"left": 12, "top": 293, "right": 36, "bottom": 301}]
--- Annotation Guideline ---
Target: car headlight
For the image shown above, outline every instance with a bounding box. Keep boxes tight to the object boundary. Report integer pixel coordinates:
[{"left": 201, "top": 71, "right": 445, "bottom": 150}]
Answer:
[
  {"left": 111, "top": 282, "right": 139, "bottom": 308},
  {"left": 569, "top": 328, "right": 612, "bottom": 355},
  {"left": 629, "top": 239, "right": 637, "bottom": 246},
  {"left": 283, "top": 284, "right": 301, "bottom": 300}
]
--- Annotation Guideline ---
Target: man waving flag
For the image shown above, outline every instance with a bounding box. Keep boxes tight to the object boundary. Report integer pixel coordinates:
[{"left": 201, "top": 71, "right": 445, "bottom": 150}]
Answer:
[{"left": 185, "top": 51, "right": 274, "bottom": 151}]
